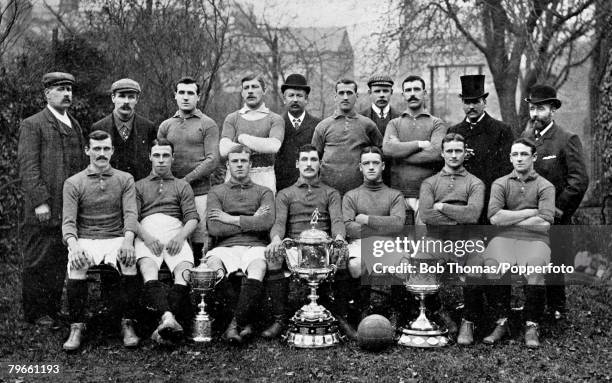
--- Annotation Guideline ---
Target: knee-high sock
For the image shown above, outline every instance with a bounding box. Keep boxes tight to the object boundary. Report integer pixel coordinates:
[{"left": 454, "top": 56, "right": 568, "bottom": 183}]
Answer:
[
  {"left": 143, "top": 280, "right": 169, "bottom": 314},
  {"left": 67, "top": 279, "right": 88, "bottom": 323},
  {"left": 235, "top": 278, "right": 263, "bottom": 327},
  {"left": 265, "top": 271, "right": 288, "bottom": 322},
  {"left": 168, "top": 283, "right": 190, "bottom": 318},
  {"left": 462, "top": 277, "right": 484, "bottom": 322},
  {"left": 119, "top": 275, "right": 140, "bottom": 319},
  {"left": 524, "top": 285, "right": 546, "bottom": 323}
]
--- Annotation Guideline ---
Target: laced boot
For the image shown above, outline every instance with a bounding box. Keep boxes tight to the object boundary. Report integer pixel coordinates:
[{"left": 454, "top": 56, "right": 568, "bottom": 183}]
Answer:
[
  {"left": 224, "top": 317, "right": 242, "bottom": 344},
  {"left": 157, "top": 311, "right": 184, "bottom": 343},
  {"left": 456, "top": 319, "right": 474, "bottom": 346},
  {"left": 483, "top": 318, "right": 509, "bottom": 345},
  {"left": 121, "top": 318, "right": 140, "bottom": 348},
  {"left": 63, "top": 323, "right": 86, "bottom": 351},
  {"left": 524, "top": 321, "right": 540, "bottom": 348}
]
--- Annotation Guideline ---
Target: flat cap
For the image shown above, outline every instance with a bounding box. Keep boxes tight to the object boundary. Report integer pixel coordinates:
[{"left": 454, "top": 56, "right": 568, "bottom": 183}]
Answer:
[
  {"left": 367, "top": 74, "right": 394, "bottom": 88},
  {"left": 111, "top": 78, "right": 141, "bottom": 94},
  {"left": 42, "top": 72, "right": 75, "bottom": 88}
]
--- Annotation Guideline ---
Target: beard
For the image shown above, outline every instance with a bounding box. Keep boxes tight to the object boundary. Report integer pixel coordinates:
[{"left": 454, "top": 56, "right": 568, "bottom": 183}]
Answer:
[{"left": 532, "top": 116, "right": 551, "bottom": 130}]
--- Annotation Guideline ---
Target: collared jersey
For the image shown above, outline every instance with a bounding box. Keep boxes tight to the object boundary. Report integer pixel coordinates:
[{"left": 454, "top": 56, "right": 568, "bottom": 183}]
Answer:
[{"left": 135, "top": 172, "right": 199, "bottom": 223}]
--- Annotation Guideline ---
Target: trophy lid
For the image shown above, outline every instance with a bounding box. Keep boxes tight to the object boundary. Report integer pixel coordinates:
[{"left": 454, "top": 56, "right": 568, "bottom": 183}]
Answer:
[{"left": 297, "top": 208, "right": 332, "bottom": 244}]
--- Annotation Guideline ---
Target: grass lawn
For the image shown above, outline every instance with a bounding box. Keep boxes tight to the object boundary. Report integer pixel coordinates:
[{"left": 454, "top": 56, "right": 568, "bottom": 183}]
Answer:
[{"left": 0, "top": 264, "right": 610, "bottom": 383}]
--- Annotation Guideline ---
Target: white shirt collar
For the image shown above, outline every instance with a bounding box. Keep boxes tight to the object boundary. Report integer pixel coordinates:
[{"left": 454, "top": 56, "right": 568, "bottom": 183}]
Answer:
[
  {"left": 538, "top": 122, "right": 554, "bottom": 137},
  {"left": 288, "top": 111, "right": 306, "bottom": 126},
  {"left": 372, "top": 104, "right": 390, "bottom": 117},
  {"left": 239, "top": 103, "right": 270, "bottom": 115},
  {"left": 47, "top": 105, "right": 72, "bottom": 127},
  {"left": 465, "top": 112, "right": 486, "bottom": 125}
]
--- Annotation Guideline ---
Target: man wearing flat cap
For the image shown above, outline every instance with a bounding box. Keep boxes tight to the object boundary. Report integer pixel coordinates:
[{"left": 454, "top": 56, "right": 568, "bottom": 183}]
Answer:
[
  {"left": 360, "top": 74, "right": 401, "bottom": 186},
  {"left": 448, "top": 74, "right": 515, "bottom": 224},
  {"left": 521, "top": 84, "right": 588, "bottom": 321},
  {"left": 275, "top": 74, "right": 321, "bottom": 192},
  {"left": 91, "top": 78, "right": 157, "bottom": 182},
  {"left": 17, "top": 72, "right": 87, "bottom": 327}
]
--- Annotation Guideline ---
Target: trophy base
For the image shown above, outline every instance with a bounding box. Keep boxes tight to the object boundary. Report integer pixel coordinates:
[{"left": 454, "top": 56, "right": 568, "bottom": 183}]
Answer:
[
  {"left": 398, "top": 327, "right": 449, "bottom": 348},
  {"left": 284, "top": 305, "right": 342, "bottom": 348},
  {"left": 191, "top": 314, "right": 213, "bottom": 343}
]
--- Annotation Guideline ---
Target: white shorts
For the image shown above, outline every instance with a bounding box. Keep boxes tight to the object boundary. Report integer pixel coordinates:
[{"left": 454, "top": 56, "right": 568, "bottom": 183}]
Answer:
[
  {"left": 68, "top": 237, "right": 136, "bottom": 275},
  {"left": 225, "top": 166, "right": 276, "bottom": 194},
  {"left": 191, "top": 194, "right": 208, "bottom": 243},
  {"left": 205, "top": 246, "right": 266, "bottom": 275},
  {"left": 484, "top": 237, "right": 551, "bottom": 270},
  {"left": 135, "top": 213, "right": 194, "bottom": 273}
]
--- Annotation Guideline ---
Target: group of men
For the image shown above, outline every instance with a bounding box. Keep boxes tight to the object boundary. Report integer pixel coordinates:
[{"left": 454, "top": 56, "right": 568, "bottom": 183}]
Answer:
[{"left": 18, "top": 69, "right": 588, "bottom": 351}]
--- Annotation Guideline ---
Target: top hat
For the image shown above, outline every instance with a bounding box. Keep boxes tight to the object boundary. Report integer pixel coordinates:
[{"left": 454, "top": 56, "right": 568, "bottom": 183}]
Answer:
[
  {"left": 524, "top": 84, "right": 562, "bottom": 109},
  {"left": 459, "top": 75, "right": 488, "bottom": 100},
  {"left": 281, "top": 74, "right": 311, "bottom": 95},
  {"left": 42, "top": 72, "right": 75, "bottom": 88},
  {"left": 111, "top": 78, "right": 141, "bottom": 94},
  {"left": 367, "top": 74, "right": 394, "bottom": 88}
]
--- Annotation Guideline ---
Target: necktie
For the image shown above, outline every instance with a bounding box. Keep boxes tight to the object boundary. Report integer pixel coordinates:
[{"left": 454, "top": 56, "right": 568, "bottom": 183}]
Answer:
[
  {"left": 293, "top": 119, "right": 301, "bottom": 129},
  {"left": 379, "top": 112, "right": 385, "bottom": 119},
  {"left": 119, "top": 124, "right": 129, "bottom": 141}
]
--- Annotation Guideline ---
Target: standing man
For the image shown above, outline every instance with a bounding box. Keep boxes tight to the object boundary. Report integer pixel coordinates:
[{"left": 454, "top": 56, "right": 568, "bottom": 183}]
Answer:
[
  {"left": 220, "top": 74, "right": 284, "bottom": 193},
  {"left": 18, "top": 72, "right": 87, "bottom": 326},
  {"left": 158, "top": 76, "right": 219, "bottom": 258},
  {"left": 312, "top": 78, "right": 383, "bottom": 196},
  {"left": 62, "top": 130, "right": 140, "bottom": 351},
  {"left": 275, "top": 74, "right": 321, "bottom": 191},
  {"left": 383, "top": 75, "right": 447, "bottom": 224},
  {"left": 448, "top": 74, "right": 515, "bottom": 223},
  {"left": 91, "top": 78, "right": 157, "bottom": 182},
  {"left": 521, "top": 84, "right": 588, "bottom": 320},
  {"left": 360, "top": 75, "right": 401, "bottom": 185},
  {"left": 204, "top": 146, "right": 275, "bottom": 344},
  {"left": 264, "top": 144, "right": 349, "bottom": 339},
  {"left": 135, "top": 139, "right": 200, "bottom": 345}
]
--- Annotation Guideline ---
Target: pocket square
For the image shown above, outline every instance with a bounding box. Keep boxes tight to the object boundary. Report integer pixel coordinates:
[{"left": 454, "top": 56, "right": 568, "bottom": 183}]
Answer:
[{"left": 542, "top": 155, "right": 557, "bottom": 160}]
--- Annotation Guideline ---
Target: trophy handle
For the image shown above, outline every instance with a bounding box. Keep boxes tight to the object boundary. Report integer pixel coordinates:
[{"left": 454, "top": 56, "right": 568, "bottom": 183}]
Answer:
[
  {"left": 182, "top": 269, "right": 191, "bottom": 284},
  {"left": 213, "top": 268, "right": 225, "bottom": 287},
  {"left": 282, "top": 238, "right": 297, "bottom": 274}
]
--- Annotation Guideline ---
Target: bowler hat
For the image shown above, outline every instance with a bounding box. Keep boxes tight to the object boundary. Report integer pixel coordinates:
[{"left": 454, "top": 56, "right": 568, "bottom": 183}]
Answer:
[
  {"left": 281, "top": 74, "right": 311, "bottom": 95},
  {"left": 367, "top": 74, "right": 394, "bottom": 88},
  {"left": 524, "top": 84, "right": 561, "bottom": 109},
  {"left": 459, "top": 75, "right": 488, "bottom": 100},
  {"left": 42, "top": 72, "right": 75, "bottom": 88},
  {"left": 111, "top": 78, "right": 141, "bottom": 94}
]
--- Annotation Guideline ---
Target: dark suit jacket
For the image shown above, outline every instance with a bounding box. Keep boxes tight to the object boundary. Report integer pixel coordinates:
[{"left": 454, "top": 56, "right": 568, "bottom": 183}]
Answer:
[
  {"left": 18, "top": 107, "right": 87, "bottom": 227},
  {"left": 522, "top": 122, "right": 588, "bottom": 223},
  {"left": 360, "top": 105, "right": 401, "bottom": 185},
  {"left": 91, "top": 113, "right": 157, "bottom": 181},
  {"left": 275, "top": 111, "right": 320, "bottom": 191},
  {"left": 448, "top": 112, "right": 515, "bottom": 223}
]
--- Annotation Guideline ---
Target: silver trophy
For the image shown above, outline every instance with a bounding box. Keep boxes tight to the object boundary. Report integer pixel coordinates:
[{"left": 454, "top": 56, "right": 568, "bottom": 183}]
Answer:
[
  {"left": 183, "top": 264, "right": 223, "bottom": 343},
  {"left": 398, "top": 256, "right": 449, "bottom": 348},
  {"left": 282, "top": 209, "right": 344, "bottom": 348}
]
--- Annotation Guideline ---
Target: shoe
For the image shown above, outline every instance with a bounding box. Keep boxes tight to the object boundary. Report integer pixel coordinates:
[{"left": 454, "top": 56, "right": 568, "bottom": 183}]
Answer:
[
  {"left": 223, "top": 318, "right": 243, "bottom": 344},
  {"left": 121, "top": 319, "right": 140, "bottom": 348},
  {"left": 337, "top": 317, "right": 358, "bottom": 341},
  {"left": 261, "top": 320, "right": 285, "bottom": 339},
  {"left": 157, "top": 312, "right": 183, "bottom": 343},
  {"left": 63, "top": 323, "right": 85, "bottom": 352},
  {"left": 437, "top": 310, "right": 458, "bottom": 337},
  {"left": 239, "top": 324, "right": 254, "bottom": 340},
  {"left": 35, "top": 315, "right": 61, "bottom": 330},
  {"left": 150, "top": 329, "right": 172, "bottom": 346},
  {"left": 483, "top": 318, "right": 509, "bottom": 345},
  {"left": 457, "top": 319, "right": 474, "bottom": 346},
  {"left": 524, "top": 322, "right": 540, "bottom": 348}
]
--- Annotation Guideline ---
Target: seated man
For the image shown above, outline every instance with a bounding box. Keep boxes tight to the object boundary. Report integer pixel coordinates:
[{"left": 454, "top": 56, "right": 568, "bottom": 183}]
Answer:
[
  {"left": 264, "top": 144, "right": 349, "bottom": 339},
  {"left": 419, "top": 133, "right": 485, "bottom": 339},
  {"left": 135, "top": 139, "right": 199, "bottom": 344},
  {"left": 476, "top": 138, "right": 555, "bottom": 348},
  {"left": 204, "top": 145, "right": 275, "bottom": 344},
  {"left": 343, "top": 146, "right": 405, "bottom": 318},
  {"left": 62, "top": 130, "right": 139, "bottom": 351}
]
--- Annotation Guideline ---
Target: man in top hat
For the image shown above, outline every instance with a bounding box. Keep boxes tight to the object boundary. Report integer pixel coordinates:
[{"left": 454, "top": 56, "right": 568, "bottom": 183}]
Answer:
[
  {"left": 448, "top": 74, "right": 515, "bottom": 224},
  {"left": 360, "top": 74, "right": 401, "bottom": 185},
  {"left": 312, "top": 78, "right": 383, "bottom": 196},
  {"left": 91, "top": 78, "right": 157, "bottom": 182},
  {"left": 18, "top": 72, "right": 87, "bottom": 327},
  {"left": 275, "top": 74, "right": 321, "bottom": 191},
  {"left": 220, "top": 74, "right": 284, "bottom": 193},
  {"left": 521, "top": 84, "right": 588, "bottom": 320}
]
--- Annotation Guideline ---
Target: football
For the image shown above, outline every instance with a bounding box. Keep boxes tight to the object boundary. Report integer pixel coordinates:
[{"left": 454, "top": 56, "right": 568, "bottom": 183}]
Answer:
[{"left": 357, "top": 314, "right": 394, "bottom": 351}]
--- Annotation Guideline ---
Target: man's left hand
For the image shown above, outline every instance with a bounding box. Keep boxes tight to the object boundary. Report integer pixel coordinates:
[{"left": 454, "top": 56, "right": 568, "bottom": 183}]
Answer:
[
  {"left": 166, "top": 234, "right": 185, "bottom": 256},
  {"left": 118, "top": 240, "right": 136, "bottom": 267},
  {"left": 355, "top": 214, "right": 369, "bottom": 225},
  {"left": 208, "top": 209, "right": 237, "bottom": 225},
  {"left": 433, "top": 202, "right": 444, "bottom": 211}
]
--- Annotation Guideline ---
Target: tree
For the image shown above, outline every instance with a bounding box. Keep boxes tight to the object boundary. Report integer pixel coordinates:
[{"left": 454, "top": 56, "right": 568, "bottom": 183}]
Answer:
[
  {"left": 0, "top": 0, "right": 30, "bottom": 61},
  {"left": 388, "top": 0, "right": 605, "bottom": 133}
]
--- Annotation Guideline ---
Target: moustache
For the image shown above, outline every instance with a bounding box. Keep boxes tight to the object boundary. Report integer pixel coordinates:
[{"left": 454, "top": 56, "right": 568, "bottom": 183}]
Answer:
[
  {"left": 408, "top": 96, "right": 419, "bottom": 102},
  {"left": 466, "top": 109, "right": 477, "bottom": 114},
  {"left": 96, "top": 156, "right": 108, "bottom": 161},
  {"left": 62, "top": 97, "right": 71, "bottom": 102},
  {"left": 120, "top": 104, "right": 132, "bottom": 110}
]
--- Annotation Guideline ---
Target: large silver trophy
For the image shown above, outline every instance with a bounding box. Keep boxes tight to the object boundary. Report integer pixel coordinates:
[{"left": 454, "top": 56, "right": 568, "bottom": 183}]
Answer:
[
  {"left": 281, "top": 209, "right": 344, "bottom": 348},
  {"left": 183, "top": 265, "right": 223, "bottom": 343},
  {"left": 398, "top": 256, "right": 449, "bottom": 348}
]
